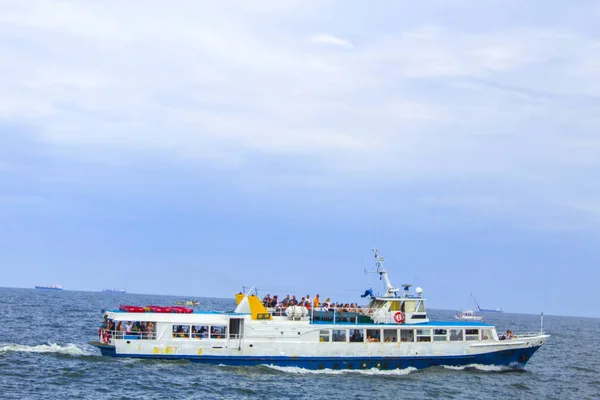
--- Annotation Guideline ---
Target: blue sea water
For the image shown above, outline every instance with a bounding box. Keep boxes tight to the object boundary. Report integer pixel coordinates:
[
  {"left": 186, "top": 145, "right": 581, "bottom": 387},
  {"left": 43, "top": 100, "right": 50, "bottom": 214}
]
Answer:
[{"left": 0, "top": 287, "right": 598, "bottom": 399}]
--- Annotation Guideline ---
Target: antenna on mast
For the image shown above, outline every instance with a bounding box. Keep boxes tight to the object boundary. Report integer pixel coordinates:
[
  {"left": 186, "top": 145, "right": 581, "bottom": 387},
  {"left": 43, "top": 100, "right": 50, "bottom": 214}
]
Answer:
[{"left": 372, "top": 247, "right": 399, "bottom": 297}]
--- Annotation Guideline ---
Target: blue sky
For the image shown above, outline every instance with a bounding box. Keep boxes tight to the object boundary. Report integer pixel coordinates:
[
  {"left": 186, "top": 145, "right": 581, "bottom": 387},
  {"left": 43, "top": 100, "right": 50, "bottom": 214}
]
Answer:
[{"left": 1, "top": 1, "right": 599, "bottom": 317}]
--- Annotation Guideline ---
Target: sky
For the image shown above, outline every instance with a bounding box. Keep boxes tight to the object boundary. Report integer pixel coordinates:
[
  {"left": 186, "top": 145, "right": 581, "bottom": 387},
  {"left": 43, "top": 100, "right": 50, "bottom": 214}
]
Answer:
[{"left": 1, "top": 0, "right": 599, "bottom": 318}]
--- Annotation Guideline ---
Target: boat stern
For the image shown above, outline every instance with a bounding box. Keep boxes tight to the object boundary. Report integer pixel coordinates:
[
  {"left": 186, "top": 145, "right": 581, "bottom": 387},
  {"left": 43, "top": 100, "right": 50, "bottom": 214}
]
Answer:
[{"left": 89, "top": 341, "right": 117, "bottom": 357}]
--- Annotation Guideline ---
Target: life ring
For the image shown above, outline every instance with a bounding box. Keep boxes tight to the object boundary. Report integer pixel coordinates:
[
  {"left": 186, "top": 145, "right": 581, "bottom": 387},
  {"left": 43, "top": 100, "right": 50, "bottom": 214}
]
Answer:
[{"left": 393, "top": 312, "right": 405, "bottom": 323}]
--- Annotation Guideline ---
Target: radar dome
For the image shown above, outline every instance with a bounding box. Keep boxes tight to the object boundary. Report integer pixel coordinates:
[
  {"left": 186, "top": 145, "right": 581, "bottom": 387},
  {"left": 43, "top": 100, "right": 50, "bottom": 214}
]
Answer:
[{"left": 415, "top": 287, "right": 423, "bottom": 295}]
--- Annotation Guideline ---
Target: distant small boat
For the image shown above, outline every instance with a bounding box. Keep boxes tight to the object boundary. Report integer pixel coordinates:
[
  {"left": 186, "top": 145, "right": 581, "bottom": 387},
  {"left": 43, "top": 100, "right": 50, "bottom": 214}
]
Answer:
[
  {"left": 456, "top": 294, "right": 484, "bottom": 321},
  {"left": 174, "top": 300, "right": 199, "bottom": 306},
  {"left": 455, "top": 309, "right": 484, "bottom": 321},
  {"left": 35, "top": 284, "right": 63, "bottom": 291},
  {"left": 103, "top": 289, "right": 127, "bottom": 294}
]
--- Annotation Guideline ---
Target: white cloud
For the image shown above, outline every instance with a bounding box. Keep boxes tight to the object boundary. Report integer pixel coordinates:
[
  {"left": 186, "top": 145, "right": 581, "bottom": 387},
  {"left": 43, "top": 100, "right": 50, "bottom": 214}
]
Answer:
[
  {"left": 310, "top": 34, "right": 353, "bottom": 49},
  {"left": 1, "top": 0, "right": 600, "bottom": 226}
]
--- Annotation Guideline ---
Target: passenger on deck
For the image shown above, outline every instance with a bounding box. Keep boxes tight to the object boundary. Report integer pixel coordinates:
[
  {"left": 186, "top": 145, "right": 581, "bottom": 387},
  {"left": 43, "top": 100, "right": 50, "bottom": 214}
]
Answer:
[
  {"left": 262, "top": 294, "right": 271, "bottom": 307},
  {"left": 304, "top": 301, "right": 311, "bottom": 309},
  {"left": 200, "top": 326, "right": 208, "bottom": 338},
  {"left": 139, "top": 322, "right": 147, "bottom": 337},
  {"left": 125, "top": 321, "right": 133, "bottom": 334},
  {"left": 269, "top": 295, "right": 278, "bottom": 308},
  {"left": 146, "top": 322, "right": 155, "bottom": 339},
  {"left": 313, "top": 294, "right": 320, "bottom": 308},
  {"left": 289, "top": 295, "right": 298, "bottom": 306},
  {"left": 282, "top": 295, "right": 290, "bottom": 307},
  {"left": 191, "top": 326, "right": 199, "bottom": 339},
  {"left": 176, "top": 325, "right": 187, "bottom": 338},
  {"left": 506, "top": 330, "right": 514, "bottom": 339}
]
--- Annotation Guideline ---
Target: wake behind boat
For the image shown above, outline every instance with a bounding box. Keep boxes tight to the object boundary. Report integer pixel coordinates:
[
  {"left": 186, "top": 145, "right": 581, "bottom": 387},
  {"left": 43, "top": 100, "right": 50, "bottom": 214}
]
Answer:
[{"left": 90, "top": 248, "right": 549, "bottom": 370}]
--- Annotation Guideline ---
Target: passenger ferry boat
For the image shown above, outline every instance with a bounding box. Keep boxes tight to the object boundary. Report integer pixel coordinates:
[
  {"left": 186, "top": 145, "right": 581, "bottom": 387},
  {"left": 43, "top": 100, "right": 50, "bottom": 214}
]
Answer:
[{"left": 90, "top": 249, "right": 549, "bottom": 370}]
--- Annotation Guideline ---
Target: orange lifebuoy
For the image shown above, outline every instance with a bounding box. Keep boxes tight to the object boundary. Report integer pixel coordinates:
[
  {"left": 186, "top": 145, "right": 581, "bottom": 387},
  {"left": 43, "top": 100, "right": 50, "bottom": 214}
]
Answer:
[{"left": 393, "top": 311, "right": 405, "bottom": 323}]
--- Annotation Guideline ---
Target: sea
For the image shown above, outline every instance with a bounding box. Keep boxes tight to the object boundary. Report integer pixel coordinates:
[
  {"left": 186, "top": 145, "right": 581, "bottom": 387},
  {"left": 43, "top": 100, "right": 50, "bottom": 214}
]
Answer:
[{"left": 0, "top": 287, "right": 598, "bottom": 400}]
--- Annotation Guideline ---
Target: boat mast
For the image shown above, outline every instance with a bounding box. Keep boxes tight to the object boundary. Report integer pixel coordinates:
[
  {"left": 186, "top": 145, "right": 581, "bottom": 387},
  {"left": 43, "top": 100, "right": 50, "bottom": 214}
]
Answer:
[{"left": 373, "top": 248, "right": 399, "bottom": 297}]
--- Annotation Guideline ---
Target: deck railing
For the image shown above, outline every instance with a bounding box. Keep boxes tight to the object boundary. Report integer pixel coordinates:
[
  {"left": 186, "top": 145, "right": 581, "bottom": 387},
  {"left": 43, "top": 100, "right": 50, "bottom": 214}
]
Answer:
[
  {"left": 98, "top": 329, "right": 156, "bottom": 344},
  {"left": 266, "top": 307, "right": 377, "bottom": 324}
]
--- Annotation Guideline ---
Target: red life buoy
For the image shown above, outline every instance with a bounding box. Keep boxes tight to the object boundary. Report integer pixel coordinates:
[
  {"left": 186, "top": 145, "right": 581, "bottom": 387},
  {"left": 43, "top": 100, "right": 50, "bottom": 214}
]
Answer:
[{"left": 394, "top": 311, "right": 405, "bottom": 323}]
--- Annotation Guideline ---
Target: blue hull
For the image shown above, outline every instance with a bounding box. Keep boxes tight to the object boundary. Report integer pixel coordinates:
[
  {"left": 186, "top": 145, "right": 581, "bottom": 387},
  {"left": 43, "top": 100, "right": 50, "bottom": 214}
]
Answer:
[{"left": 91, "top": 342, "right": 540, "bottom": 370}]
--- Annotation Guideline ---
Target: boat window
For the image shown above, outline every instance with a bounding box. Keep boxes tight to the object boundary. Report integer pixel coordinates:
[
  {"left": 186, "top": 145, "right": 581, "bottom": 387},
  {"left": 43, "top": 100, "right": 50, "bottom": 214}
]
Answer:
[
  {"left": 210, "top": 326, "right": 227, "bottom": 339},
  {"left": 349, "top": 329, "right": 364, "bottom": 343},
  {"left": 383, "top": 329, "right": 397, "bottom": 342},
  {"left": 332, "top": 329, "right": 346, "bottom": 342},
  {"left": 109, "top": 320, "right": 157, "bottom": 341},
  {"left": 173, "top": 325, "right": 190, "bottom": 339},
  {"left": 465, "top": 329, "right": 479, "bottom": 341},
  {"left": 449, "top": 329, "right": 463, "bottom": 341},
  {"left": 481, "top": 329, "right": 493, "bottom": 341},
  {"left": 366, "top": 300, "right": 384, "bottom": 312},
  {"left": 389, "top": 301, "right": 401, "bottom": 311},
  {"left": 319, "top": 330, "right": 330, "bottom": 342},
  {"left": 416, "top": 329, "right": 432, "bottom": 342},
  {"left": 433, "top": 329, "right": 447, "bottom": 342},
  {"left": 192, "top": 325, "right": 209, "bottom": 339},
  {"left": 366, "top": 329, "right": 380, "bottom": 342},
  {"left": 403, "top": 301, "right": 417, "bottom": 313},
  {"left": 400, "top": 329, "right": 414, "bottom": 342},
  {"left": 416, "top": 301, "right": 425, "bottom": 312}
]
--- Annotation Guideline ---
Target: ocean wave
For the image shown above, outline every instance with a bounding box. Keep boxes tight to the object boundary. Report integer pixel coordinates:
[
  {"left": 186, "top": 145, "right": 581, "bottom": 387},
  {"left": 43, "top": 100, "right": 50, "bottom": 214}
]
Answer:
[
  {"left": 0, "top": 342, "right": 91, "bottom": 356},
  {"left": 263, "top": 364, "right": 417, "bottom": 376}
]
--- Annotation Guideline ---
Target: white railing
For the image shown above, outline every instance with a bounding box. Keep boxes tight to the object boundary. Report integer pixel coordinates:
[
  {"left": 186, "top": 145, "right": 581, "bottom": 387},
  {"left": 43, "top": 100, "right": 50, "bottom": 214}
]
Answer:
[{"left": 98, "top": 329, "right": 156, "bottom": 344}]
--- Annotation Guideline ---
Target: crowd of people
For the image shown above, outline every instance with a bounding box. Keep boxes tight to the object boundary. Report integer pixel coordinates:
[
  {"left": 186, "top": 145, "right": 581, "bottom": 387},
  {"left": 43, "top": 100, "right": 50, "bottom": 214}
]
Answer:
[
  {"left": 99, "top": 316, "right": 156, "bottom": 342},
  {"left": 261, "top": 293, "right": 364, "bottom": 314}
]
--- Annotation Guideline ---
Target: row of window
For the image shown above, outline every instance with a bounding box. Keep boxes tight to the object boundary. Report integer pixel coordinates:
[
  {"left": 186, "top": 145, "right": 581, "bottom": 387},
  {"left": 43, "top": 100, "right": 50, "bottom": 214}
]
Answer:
[
  {"left": 320, "top": 328, "right": 493, "bottom": 343},
  {"left": 172, "top": 324, "right": 227, "bottom": 339}
]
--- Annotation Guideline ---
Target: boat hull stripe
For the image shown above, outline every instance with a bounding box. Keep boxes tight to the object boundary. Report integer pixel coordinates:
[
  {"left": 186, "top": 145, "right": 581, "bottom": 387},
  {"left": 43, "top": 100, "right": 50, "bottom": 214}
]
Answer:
[{"left": 93, "top": 344, "right": 541, "bottom": 370}]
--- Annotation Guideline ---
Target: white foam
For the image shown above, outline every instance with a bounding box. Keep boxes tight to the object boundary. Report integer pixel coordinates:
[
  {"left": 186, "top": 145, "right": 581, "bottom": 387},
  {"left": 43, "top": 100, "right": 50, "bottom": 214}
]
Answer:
[
  {"left": 264, "top": 364, "right": 417, "bottom": 376},
  {"left": 443, "top": 363, "right": 513, "bottom": 372},
  {"left": 0, "top": 342, "right": 90, "bottom": 356}
]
